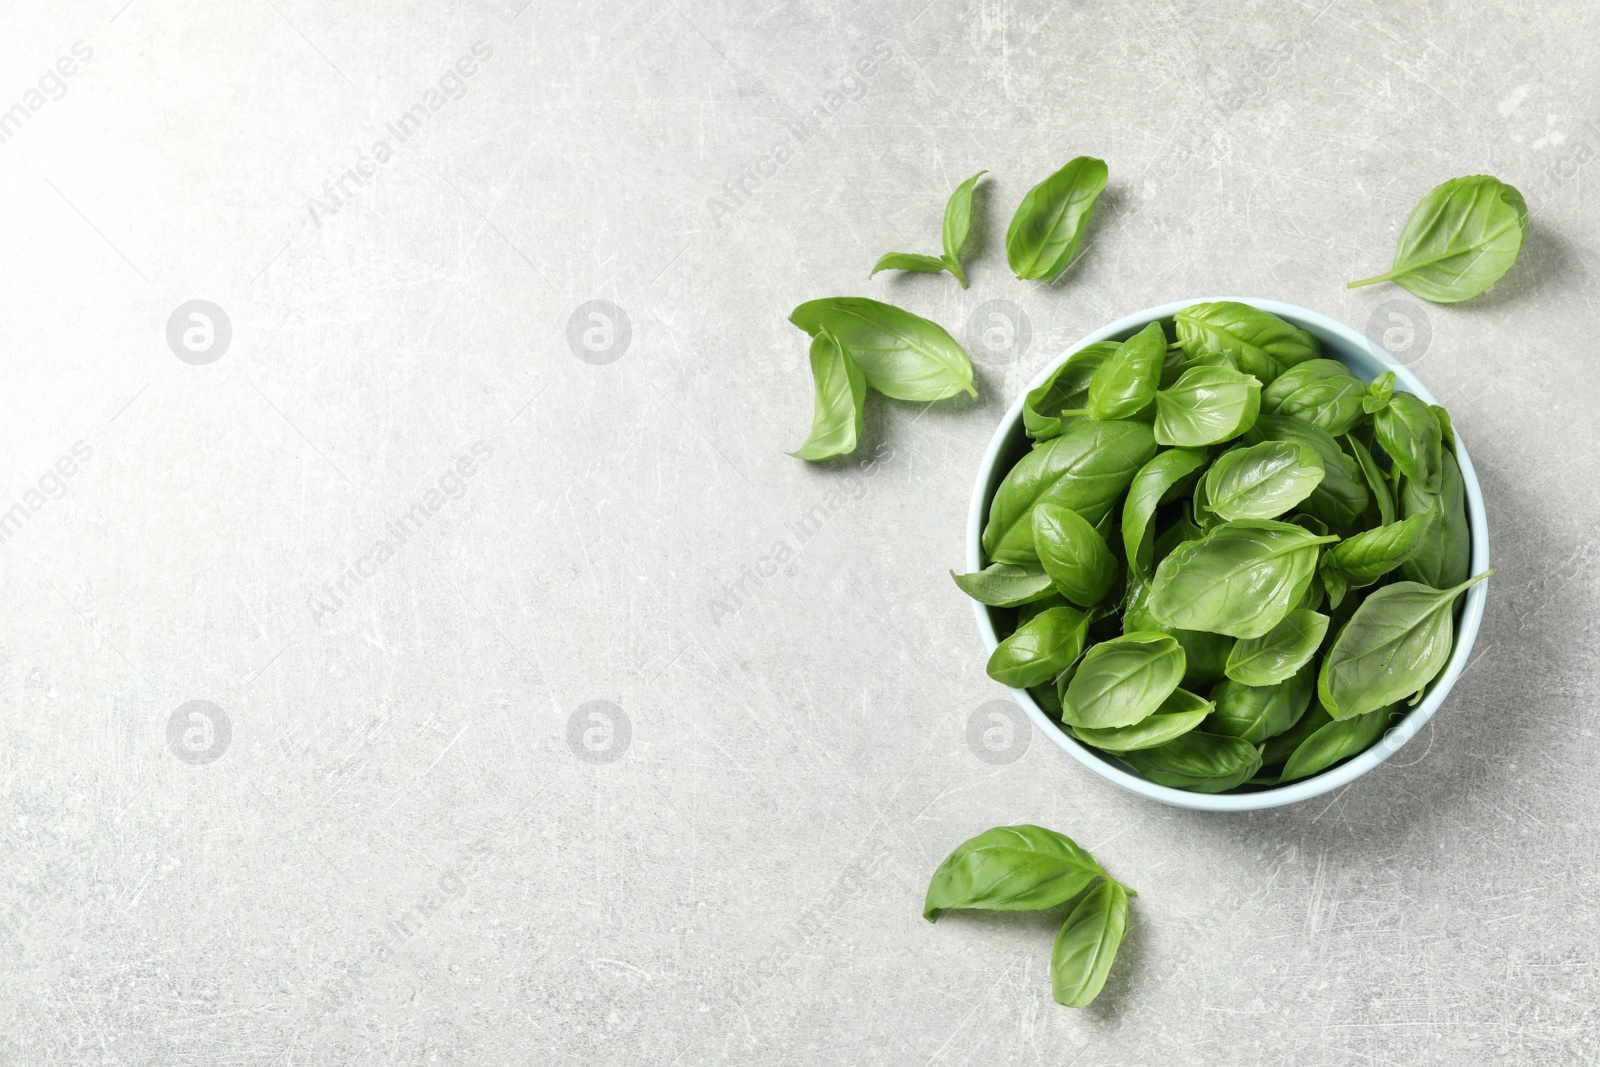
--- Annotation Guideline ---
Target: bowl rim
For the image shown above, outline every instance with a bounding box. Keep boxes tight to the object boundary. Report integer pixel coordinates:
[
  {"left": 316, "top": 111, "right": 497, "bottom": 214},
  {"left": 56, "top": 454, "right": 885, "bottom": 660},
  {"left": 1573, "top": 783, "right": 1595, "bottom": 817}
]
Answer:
[{"left": 966, "top": 297, "right": 1491, "bottom": 811}]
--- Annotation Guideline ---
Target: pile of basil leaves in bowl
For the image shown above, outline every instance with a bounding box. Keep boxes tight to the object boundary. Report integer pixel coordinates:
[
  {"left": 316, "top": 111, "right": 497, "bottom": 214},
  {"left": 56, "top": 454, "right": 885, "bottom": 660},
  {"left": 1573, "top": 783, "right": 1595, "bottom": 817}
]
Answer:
[{"left": 959, "top": 298, "right": 1491, "bottom": 811}]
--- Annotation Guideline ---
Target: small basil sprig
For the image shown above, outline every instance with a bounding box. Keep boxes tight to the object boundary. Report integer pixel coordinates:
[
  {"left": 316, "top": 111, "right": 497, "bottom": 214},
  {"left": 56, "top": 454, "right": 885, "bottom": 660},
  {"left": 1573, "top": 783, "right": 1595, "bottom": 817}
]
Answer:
[
  {"left": 790, "top": 296, "right": 976, "bottom": 401},
  {"left": 923, "top": 824, "right": 1135, "bottom": 1009},
  {"left": 1005, "top": 157, "right": 1109, "bottom": 282},
  {"left": 788, "top": 327, "right": 866, "bottom": 461},
  {"left": 1318, "top": 570, "right": 1493, "bottom": 719},
  {"left": 1320, "top": 510, "right": 1432, "bottom": 600},
  {"left": 1398, "top": 451, "right": 1471, "bottom": 588},
  {"left": 1348, "top": 175, "right": 1529, "bottom": 303},
  {"left": 870, "top": 170, "right": 987, "bottom": 288}
]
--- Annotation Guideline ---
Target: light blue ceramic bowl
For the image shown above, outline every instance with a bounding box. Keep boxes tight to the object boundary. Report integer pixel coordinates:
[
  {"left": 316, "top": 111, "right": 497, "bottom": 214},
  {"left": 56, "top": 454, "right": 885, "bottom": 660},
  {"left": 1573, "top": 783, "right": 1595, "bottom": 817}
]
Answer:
[{"left": 967, "top": 298, "right": 1490, "bottom": 811}]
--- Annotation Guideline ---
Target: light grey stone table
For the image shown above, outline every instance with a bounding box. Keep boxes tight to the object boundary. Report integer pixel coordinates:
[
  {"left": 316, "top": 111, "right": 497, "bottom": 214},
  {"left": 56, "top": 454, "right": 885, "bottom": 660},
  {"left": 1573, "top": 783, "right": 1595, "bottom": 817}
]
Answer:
[{"left": 2, "top": 0, "right": 1597, "bottom": 1063}]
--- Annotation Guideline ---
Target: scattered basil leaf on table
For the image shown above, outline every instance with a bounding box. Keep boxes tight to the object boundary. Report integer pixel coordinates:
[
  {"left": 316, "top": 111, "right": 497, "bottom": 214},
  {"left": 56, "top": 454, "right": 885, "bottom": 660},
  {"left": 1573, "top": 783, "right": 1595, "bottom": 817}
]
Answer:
[
  {"left": 1122, "top": 449, "right": 1209, "bottom": 579},
  {"left": 1060, "top": 632, "right": 1186, "bottom": 729},
  {"left": 950, "top": 562, "right": 1057, "bottom": 607},
  {"left": 923, "top": 824, "right": 1107, "bottom": 920},
  {"left": 1207, "top": 662, "right": 1316, "bottom": 743},
  {"left": 1153, "top": 365, "right": 1262, "bottom": 447},
  {"left": 1051, "top": 880, "right": 1131, "bottom": 1007},
  {"left": 1202, "top": 441, "right": 1326, "bottom": 521},
  {"left": 1260, "top": 358, "right": 1367, "bottom": 437},
  {"left": 986, "top": 605, "right": 1094, "bottom": 688},
  {"left": 1374, "top": 391, "right": 1443, "bottom": 494},
  {"left": 1173, "top": 301, "right": 1320, "bottom": 384},
  {"left": 790, "top": 296, "right": 977, "bottom": 401},
  {"left": 1071, "top": 688, "right": 1212, "bottom": 751},
  {"left": 787, "top": 327, "right": 867, "bottom": 461},
  {"left": 1348, "top": 174, "right": 1529, "bottom": 303},
  {"left": 1398, "top": 450, "right": 1472, "bottom": 588},
  {"left": 1280, "top": 705, "right": 1396, "bottom": 781},
  {"left": 1024, "top": 342, "right": 1117, "bottom": 441},
  {"left": 1148, "top": 520, "right": 1339, "bottom": 639},
  {"left": 1225, "top": 609, "right": 1330, "bottom": 687},
  {"left": 1318, "top": 570, "right": 1492, "bottom": 720},
  {"left": 1006, "top": 156, "right": 1109, "bottom": 282},
  {"left": 870, "top": 170, "right": 987, "bottom": 288},
  {"left": 1119, "top": 731, "right": 1264, "bottom": 792},
  {"left": 1082, "top": 322, "right": 1168, "bottom": 420},
  {"left": 1033, "top": 503, "right": 1118, "bottom": 607}
]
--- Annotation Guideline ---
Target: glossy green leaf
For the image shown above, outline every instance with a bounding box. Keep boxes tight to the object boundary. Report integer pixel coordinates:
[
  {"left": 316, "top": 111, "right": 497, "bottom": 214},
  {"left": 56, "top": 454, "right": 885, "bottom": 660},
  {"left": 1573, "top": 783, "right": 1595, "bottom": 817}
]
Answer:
[
  {"left": 1071, "top": 688, "right": 1212, "bottom": 752},
  {"left": 1398, "top": 450, "right": 1471, "bottom": 588},
  {"left": 1375, "top": 391, "right": 1443, "bottom": 494},
  {"left": 1280, "top": 706, "right": 1395, "bottom": 781},
  {"left": 1051, "top": 880, "right": 1130, "bottom": 1007},
  {"left": 987, "top": 606, "right": 1093, "bottom": 688},
  {"left": 1363, "top": 370, "right": 1396, "bottom": 414},
  {"left": 1207, "top": 662, "right": 1316, "bottom": 743},
  {"left": 1260, "top": 359, "right": 1366, "bottom": 437},
  {"left": 1085, "top": 322, "right": 1168, "bottom": 420},
  {"left": 950, "top": 562, "right": 1057, "bottom": 607},
  {"left": 1006, "top": 156, "right": 1109, "bottom": 281},
  {"left": 1119, "top": 731, "right": 1263, "bottom": 792},
  {"left": 1346, "top": 433, "right": 1396, "bottom": 527},
  {"left": 1243, "top": 414, "right": 1369, "bottom": 531},
  {"left": 940, "top": 169, "right": 986, "bottom": 286},
  {"left": 1033, "top": 504, "right": 1117, "bottom": 607},
  {"left": 1174, "top": 301, "right": 1321, "bottom": 383},
  {"left": 1153, "top": 365, "right": 1262, "bottom": 447},
  {"left": 1122, "top": 449, "right": 1209, "bottom": 580},
  {"left": 1322, "top": 511, "right": 1431, "bottom": 587},
  {"left": 923, "top": 824, "right": 1107, "bottom": 921},
  {"left": 1202, "top": 441, "right": 1326, "bottom": 522},
  {"left": 1432, "top": 404, "right": 1457, "bottom": 449},
  {"left": 869, "top": 252, "right": 947, "bottom": 277},
  {"left": 1318, "top": 570, "right": 1492, "bottom": 719},
  {"left": 1124, "top": 573, "right": 1234, "bottom": 689},
  {"left": 788, "top": 327, "right": 866, "bottom": 461},
  {"left": 1148, "top": 520, "right": 1339, "bottom": 639},
  {"left": 1348, "top": 175, "right": 1529, "bottom": 303},
  {"left": 790, "top": 296, "right": 976, "bottom": 401},
  {"left": 1025, "top": 342, "right": 1117, "bottom": 441},
  {"left": 983, "top": 419, "right": 1156, "bottom": 563},
  {"left": 1225, "top": 609, "right": 1329, "bottom": 686},
  {"left": 1060, "top": 632, "right": 1186, "bottom": 729}
]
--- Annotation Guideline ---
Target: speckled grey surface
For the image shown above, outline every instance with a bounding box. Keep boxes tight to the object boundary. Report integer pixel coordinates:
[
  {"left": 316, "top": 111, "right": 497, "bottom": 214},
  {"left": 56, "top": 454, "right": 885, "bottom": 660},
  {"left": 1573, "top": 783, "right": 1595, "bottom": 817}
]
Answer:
[{"left": 2, "top": 0, "right": 1598, "bottom": 1063}]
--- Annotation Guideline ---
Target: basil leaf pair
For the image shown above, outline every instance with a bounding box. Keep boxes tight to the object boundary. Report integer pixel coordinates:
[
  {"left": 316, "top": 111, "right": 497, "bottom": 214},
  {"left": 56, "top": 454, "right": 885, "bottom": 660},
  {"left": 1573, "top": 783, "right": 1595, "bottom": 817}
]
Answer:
[
  {"left": 1349, "top": 175, "right": 1528, "bottom": 303},
  {"left": 788, "top": 328, "right": 867, "bottom": 461},
  {"left": 924, "top": 825, "right": 1133, "bottom": 1008},
  {"left": 1024, "top": 342, "right": 1116, "bottom": 441},
  {"left": 1148, "top": 520, "right": 1338, "bottom": 640},
  {"left": 1321, "top": 510, "right": 1432, "bottom": 596},
  {"left": 1006, "top": 157, "right": 1109, "bottom": 282},
  {"left": 871, "top": 170, "right": 987, "bottom": 288},
  {"left": 1318, "top": 570, "right": 1493, "bottom": 719},
  {"left": 1071, "top": 688, "right": 1212, "bottom": 752},
  {"left": 1173, "top": 301, "right": 1321, "bottom": 384}
]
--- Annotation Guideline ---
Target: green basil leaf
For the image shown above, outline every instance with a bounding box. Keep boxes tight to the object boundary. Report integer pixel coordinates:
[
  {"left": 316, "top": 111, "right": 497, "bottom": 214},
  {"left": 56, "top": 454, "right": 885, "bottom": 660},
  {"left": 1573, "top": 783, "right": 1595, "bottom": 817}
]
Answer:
[
  {"left": 1363, "top": 370, "right": 1396, "bottom": 414},
  {"left": 1071, "top": 688, "right": 1212, "bottom": 752},
  {"left": 1122, "top": 449, "right": 1209, "bottom": 579},
  {"left": 1318, "top": 570, "right": 1493, "bottom": 719},
  {"left": 1431, "top": 404, "right": 1456, "bottom": 450},
  {"left": 983, "top": 420, "right": 1156, "bottom": 564},
  {"left": 950, "top": 562, "right": 1057, "bottom": 607},
  {"left": 790, "top": 296, "right": 976, "bottom": 401},
  {"left": 1153, "top": 365, "right": 1262, "bottom": 447},
  {"left": 1085, "top": 322, "right": 1168, "bottom": 420},
  {"left": 1348, "top": 175, "right": 1529, "bottom": 303},
  {"left": 1207, "top": 661, "right": 1316, "bottom": 742},
  {"left": 987, "top": 605, "right": 1093, "bottom": 688},
  {"left": 1025, "top": 342, "right": 1117, "bottom": 441},
  {"left": 1224, "top": 609, "right": 1330, "bottom": 687},
  {"left": 1260, "top": 359, "right": 1367, "bottom": 437},
  {"left": 1148, "top": 520, "right": 1339, "bottom": 639},
  {"left": 1322, "top": 510, "right": 1431, "bottom": 587},
  {"left": 1260, "top": 701, "right": 1333, "bottom": 767},
  {"left": 1280, "top": 705, "right": 1396, "bottom": 782},
  {"left": 1243, "top": 414, "right": 1369, "bottom": 531},
  {"left": 1374, "top": 391, "right": 1443, "bottom": 494},
  {"left": 869, "top": 252, "right": 948, "bottom": 278},
  {"left": 1006, "top": 156, "right": 1109, "bottom": 282},
  {"left": 1060, "top": 632, "right": 1186, "bottom": 729},
  {"left": 788, "top": 328, "right": 867, "bottom": 461},
  {"left": 1174, "top": 301, "right": 1321, "bottom": 383},
  {"left": 1033, "top": 504, "right": 1118, "bottom": 607},
  {"left": 1119, "top": 731, "right": 1263, "bottom": 792},
  {"left": 923, "top": 824, "right": 1107, "bottom": 921},
  {"left": 1124, "top": 573, "right": 1234, "bottom": 689},
  {"left": 1051, "top": 880, "right": 1130, "bottom": 1007},
  {"left": 1203, "top": 441, "right": 1326, "bottom": 522},
  {"left": 1345, "top": 433, "right": 1396, "bottom": 527},
  {"left": 1398, "top": 450, "right": 1471, "bottom": 588},
  {"left": 940, "top": 169, "right": 986, "bottom": 286}
]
